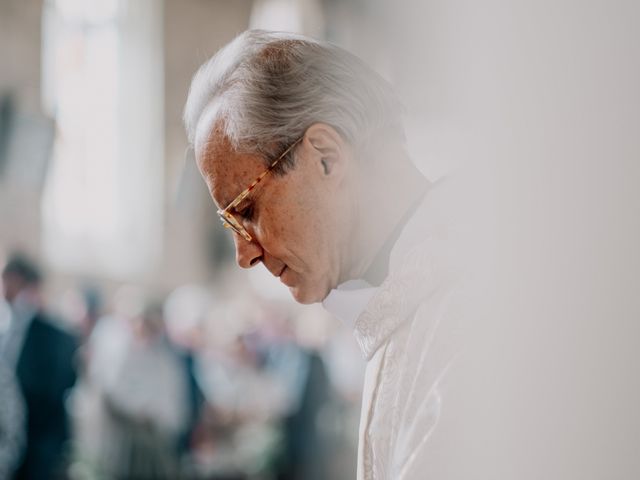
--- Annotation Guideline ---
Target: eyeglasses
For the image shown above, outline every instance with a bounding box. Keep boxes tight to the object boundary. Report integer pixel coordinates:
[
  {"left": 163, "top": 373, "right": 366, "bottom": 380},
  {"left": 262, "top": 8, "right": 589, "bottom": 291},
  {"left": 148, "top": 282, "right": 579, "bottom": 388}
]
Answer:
[{"left": 217, "top": 138, "right": 302, "bottom": 242}]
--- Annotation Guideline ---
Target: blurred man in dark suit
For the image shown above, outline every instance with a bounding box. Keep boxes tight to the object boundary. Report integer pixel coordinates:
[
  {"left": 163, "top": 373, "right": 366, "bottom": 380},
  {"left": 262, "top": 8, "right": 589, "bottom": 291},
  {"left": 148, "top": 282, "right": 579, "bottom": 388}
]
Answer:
[{"left": 1, "top": 254, "right": 78, "bottom": 480}]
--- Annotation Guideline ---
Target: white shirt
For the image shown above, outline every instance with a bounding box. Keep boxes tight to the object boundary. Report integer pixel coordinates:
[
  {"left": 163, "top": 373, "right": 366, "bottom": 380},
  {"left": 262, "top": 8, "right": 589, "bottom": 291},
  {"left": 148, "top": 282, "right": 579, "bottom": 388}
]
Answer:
[{"left": 324, "top": 181, "right": 465, "bottom": 480}]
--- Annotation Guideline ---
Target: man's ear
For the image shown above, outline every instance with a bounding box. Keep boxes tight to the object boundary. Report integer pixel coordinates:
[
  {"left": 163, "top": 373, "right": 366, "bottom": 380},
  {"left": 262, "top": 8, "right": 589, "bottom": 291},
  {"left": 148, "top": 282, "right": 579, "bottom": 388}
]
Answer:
[{"left": 303, "top": 123, "right": 348, "bottom": 179}]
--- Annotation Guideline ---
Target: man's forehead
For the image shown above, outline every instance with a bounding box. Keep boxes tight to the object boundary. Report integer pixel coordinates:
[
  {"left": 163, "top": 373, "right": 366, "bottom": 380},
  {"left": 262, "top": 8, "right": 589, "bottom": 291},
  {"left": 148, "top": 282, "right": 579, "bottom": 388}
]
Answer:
[
  {"left": 194, "top": 114, "right": 227, "bottom": 164},
  {"left": 194, "top": 120, "right": 264, "bottom": 208},
  {"left": 195, "top": 128, "right": 231, "bottom": 172}
]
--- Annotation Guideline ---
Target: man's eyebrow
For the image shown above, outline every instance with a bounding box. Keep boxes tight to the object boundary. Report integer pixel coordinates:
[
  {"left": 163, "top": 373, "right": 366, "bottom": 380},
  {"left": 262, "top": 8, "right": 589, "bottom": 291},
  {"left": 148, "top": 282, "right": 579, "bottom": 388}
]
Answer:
[
  {"left": 219, "top": 188, "right": 248, "bottom": 212},
  {"left": 239, "top": 195, "right": 257, "bottom": 210},
  {"left": 229, "top": 190, "right": 255, "bottom": 213}
]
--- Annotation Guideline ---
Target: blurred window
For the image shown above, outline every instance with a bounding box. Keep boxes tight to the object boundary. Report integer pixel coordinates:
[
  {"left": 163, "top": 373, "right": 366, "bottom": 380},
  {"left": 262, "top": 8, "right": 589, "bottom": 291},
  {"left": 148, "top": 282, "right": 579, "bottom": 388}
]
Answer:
[{"left": 41, "top": 0, "right": 163, "bottom": 278}]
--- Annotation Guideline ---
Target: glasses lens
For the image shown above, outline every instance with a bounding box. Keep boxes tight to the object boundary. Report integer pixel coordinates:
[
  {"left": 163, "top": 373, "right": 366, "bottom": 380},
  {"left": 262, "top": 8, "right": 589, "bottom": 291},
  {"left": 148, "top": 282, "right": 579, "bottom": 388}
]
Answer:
[
  {"left": 220, "top": 215, "right": 239, "bottom": 233},
  {"left": 219, "top": 212, "right": 251, "bottom": 241},
  {"left": 222, "top": 219, "right": 237, "bottom": 232}
]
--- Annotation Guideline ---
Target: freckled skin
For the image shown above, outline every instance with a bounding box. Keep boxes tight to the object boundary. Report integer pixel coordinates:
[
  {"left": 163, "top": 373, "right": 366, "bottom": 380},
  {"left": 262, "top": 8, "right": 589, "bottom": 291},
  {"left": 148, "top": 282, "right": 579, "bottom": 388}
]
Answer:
[{"left": 195, "top": 121, "right": 353, "bottom": 304}]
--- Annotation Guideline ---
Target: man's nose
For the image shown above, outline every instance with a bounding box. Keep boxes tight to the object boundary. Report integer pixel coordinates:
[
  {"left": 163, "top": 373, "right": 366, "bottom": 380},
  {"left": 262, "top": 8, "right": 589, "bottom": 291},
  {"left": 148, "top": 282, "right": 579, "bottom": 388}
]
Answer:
[{"left": 233, "top": 233, "right": 263, "bottom": 268}]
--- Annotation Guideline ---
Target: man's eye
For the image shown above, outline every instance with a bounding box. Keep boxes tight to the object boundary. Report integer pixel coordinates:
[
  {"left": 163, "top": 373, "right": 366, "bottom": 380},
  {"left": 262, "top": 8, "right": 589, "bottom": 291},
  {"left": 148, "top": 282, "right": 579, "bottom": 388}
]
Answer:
[{"left": 237, "top": 204, "right": 254, "bottom": 220}]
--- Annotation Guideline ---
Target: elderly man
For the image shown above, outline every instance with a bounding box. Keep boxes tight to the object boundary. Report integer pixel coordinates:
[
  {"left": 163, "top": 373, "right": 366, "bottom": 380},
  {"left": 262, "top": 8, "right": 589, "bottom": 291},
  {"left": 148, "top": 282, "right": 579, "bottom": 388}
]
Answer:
[{"left": 185, "top": 30, "right": 463, "bottom": 480}]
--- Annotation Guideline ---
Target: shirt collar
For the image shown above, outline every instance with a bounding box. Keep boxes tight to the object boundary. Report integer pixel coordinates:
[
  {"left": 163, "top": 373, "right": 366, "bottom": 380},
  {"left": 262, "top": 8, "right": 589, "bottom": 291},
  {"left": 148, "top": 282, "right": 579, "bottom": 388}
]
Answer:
[
  {"left": 321, "top": 207, "right": 418, "bottom": 359},
  {"left": 322, "top": 279, "right": 379, "bottom": 330},
  {"left": 322, "top": 178, "right": 451, "bottom": 360},
  {"left": 362, "top": 190, "right": 426, "bottom": 287}
]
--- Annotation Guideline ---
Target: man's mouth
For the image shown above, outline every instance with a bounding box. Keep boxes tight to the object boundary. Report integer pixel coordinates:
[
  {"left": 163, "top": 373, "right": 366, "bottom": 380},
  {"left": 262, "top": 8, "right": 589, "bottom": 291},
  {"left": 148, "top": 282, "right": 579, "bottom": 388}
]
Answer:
[{"left": 279, "top": 266, "right": 296, "bottom": 287}]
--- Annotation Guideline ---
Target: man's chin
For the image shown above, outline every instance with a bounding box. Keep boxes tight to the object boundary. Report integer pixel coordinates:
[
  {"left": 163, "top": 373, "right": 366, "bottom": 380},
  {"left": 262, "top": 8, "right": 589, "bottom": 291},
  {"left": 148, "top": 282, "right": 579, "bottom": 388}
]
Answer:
[{"left": 288, "top": 283, "right": 329, "bottom": 305}]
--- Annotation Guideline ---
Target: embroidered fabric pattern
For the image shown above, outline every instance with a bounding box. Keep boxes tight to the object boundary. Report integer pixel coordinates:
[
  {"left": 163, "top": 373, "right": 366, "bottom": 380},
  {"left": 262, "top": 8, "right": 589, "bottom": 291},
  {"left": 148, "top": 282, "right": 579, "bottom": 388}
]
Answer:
[{"left": 354, "top": 238, "right": 462, "bottom": 480}]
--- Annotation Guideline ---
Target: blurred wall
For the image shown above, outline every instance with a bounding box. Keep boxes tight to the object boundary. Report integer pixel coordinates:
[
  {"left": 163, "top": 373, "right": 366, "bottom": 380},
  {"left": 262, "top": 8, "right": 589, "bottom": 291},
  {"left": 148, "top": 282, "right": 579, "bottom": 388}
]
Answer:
[
  {"left": 0, "top": 0, "right": 45, "bottom": 259},
  {"left": 0, "top": 0, "right": 42, "bottom": 112},
  {"left": 159, "top": 0, "right": 252, "bottom": 290},
  {"left": 0, "top": 0, "right": 253, "bottom": 293}
]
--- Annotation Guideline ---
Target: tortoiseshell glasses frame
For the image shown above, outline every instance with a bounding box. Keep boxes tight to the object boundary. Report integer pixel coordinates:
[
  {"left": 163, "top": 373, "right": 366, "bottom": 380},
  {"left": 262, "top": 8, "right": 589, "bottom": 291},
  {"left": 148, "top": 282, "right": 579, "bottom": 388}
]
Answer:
[{"left": 216, "top": 138, "right": 302, "bottom": 242}]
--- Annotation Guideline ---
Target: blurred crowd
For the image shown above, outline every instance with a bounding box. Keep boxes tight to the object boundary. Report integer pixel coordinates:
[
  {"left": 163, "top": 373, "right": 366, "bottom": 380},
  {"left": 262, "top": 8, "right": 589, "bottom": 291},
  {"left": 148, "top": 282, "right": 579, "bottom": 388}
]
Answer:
[{"left": 0, "top": 252, "right": 364, "bottom": 480}]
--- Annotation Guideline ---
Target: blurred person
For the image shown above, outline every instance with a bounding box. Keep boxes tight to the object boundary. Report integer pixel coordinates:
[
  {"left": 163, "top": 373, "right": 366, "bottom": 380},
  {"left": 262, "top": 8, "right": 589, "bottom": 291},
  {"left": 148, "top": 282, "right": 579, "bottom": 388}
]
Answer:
[
  {"left": 162, "top": 285, "right": 210, "bottom": 459},
  {"left": 62, "top": 284, "right": 102, "bottom": 341},
  {"left": 290, "top": 308, "right": 363, "bottom": 480},
  {"left": 187, "top": 297, "right": 328, "bottom": 479},
  {"left": 0, "top": 358, "right": 25, "bottom": 479},
  {"left": 192, "top": 331, "right": 292, "bottom": 479},
  {"left": 1, "top": 253, "right": 78, "bottom": 480},
  {"left": 276, "top": 346, "right": 332, "bottom": 480},
  {"left": 184, "top": 30, "right": 462, "bottom": 480},
  {"left": 86, "top": 295, "right": 190, "bottom": 480},
  {"left": 246, "top": 305, "right": 333, "bottom": 480},
  {"left": 321, "top": 325, "right": 365, "bottom": 478}
]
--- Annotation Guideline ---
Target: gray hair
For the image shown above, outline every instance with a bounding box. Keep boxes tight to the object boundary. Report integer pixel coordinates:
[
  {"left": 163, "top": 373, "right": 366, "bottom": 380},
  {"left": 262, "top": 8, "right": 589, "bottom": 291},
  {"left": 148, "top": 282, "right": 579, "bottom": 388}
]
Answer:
[{"left": 183, "top": 30, "right": 404, "bottom": 172}]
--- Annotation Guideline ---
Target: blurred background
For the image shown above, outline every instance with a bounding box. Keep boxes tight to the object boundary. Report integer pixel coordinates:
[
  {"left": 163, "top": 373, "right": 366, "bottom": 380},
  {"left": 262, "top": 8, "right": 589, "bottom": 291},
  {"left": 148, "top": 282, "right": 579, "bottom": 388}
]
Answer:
[{"left": 3, "top": 0, "right": 640, "bottom": 479}]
